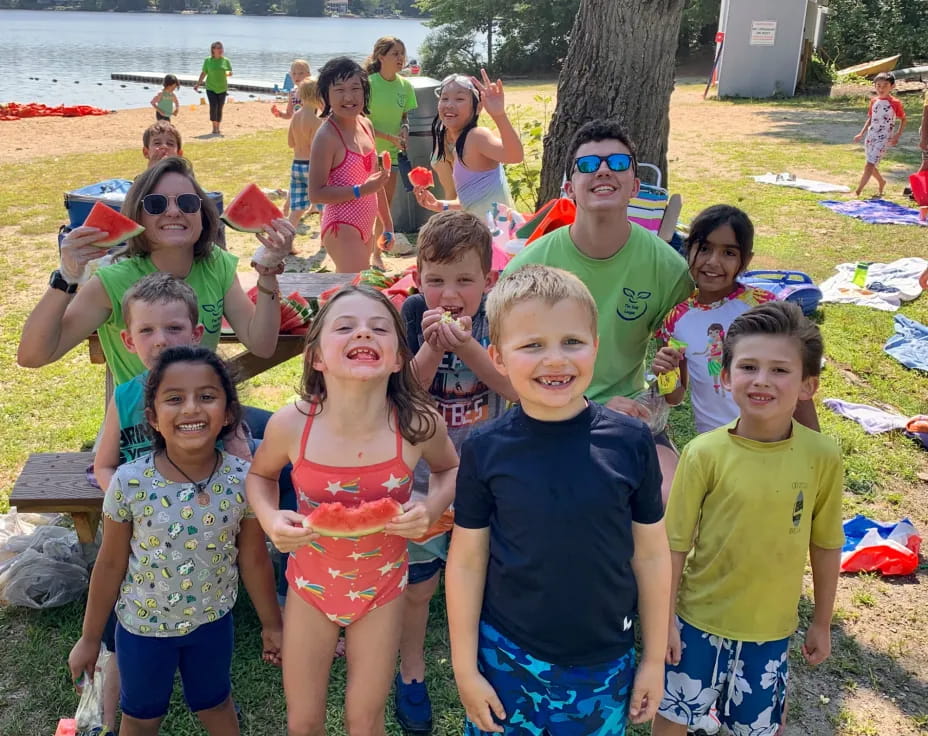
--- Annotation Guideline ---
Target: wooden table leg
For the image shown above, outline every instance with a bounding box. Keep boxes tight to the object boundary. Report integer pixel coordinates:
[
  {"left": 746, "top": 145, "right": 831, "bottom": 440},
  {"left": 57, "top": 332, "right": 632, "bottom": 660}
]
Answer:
[{"left": 72, "top": 511, "right": 101, "bottom": 544}]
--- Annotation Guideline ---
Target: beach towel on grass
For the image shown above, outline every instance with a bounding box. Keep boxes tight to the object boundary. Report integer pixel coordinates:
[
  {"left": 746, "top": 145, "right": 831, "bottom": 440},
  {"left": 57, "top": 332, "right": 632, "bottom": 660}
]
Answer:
[
  {"left": 819, "top": 198, "right": 928, "bottom": 226},
  {"left": 884, "top": 314, "right": 928, "bottom": 372},
  {"left": 819, "top": 257, "right": 927, "bottom": 311},
  {"left": 753, "top": 173, "right": 850, "bottom": 193}
]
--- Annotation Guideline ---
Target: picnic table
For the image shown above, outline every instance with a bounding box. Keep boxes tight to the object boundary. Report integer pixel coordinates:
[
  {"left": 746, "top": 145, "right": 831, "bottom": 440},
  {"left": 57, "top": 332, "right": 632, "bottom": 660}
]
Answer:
[{"left": 11, "top": 271, "right": 357, "bottom": 543}]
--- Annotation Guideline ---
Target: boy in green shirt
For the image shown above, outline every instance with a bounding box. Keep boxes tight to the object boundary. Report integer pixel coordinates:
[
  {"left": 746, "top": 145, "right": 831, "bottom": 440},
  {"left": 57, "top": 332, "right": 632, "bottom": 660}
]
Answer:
[{"left": 653, "top": 302, "right": 844, "bottom": 736}]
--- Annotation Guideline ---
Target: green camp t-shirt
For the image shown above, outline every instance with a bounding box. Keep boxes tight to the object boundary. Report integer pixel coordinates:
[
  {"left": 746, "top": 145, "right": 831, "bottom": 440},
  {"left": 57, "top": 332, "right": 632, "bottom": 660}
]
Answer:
[
  {"left": 368, "top": 73, "right": 418, "bottom": 156},
  {"left": 95, "top": 247, "right": 239, "bottom": 385},
  {"left": 503, "top": 223, "right": 693, "bottom": 403},
  {"left": 201, "top": 56, "right": 232, "bottom": 94}
]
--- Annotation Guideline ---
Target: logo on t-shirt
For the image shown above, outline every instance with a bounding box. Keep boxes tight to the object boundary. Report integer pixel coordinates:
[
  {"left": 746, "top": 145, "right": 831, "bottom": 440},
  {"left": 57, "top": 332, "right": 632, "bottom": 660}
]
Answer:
[
  {"left": 616, "top": 287, "right": 652, "bottom": 321},
  {"left": 396, "top": 92, "right": 408, "bottom": 108},
  {"left": 791, "top": 489, "right": 804, "bottom": 531},
  {"left": 201, "top": 298, "right": 225, "bottom": 334},
  {"left": 431, "top": 351, "right": 492, "bottom": 428}
]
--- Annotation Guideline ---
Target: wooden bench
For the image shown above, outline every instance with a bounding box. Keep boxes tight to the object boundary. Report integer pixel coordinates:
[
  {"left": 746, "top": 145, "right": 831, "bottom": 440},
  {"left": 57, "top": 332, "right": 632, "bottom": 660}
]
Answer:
[
  {"left": 10, "top": 452, "right": 101, "bottom": 543},
  {"left": 14, "top": 272, "right": 358, "bottom": 542}
]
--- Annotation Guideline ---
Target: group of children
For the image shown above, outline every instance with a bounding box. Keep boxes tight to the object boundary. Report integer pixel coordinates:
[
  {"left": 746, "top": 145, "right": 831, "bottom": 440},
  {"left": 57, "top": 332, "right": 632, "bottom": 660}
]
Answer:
[
  {"left": 273, "top": 39, "right": 523, "bottom": 274},
  {"left": 64, "top": 170, "right": 844, "bottom": 736}
]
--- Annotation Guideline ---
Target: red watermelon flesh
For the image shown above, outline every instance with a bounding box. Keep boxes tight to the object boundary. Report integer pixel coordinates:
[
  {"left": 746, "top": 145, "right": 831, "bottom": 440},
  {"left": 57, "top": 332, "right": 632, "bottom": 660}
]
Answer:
[
  {"left": 221, "top": 183, "right": 284, "bottom": 233},
  {"left": 382, "top": 151, "right": 391, "bottom": 170},
  {"left": 409, "top": 167, "right": 434, "bottom": 188},
  {"left": 83, "top": 201, "right": 144, "bottom": 247},
  {"left": 303, "top": 497, "right": 403, "bottom": 537}
]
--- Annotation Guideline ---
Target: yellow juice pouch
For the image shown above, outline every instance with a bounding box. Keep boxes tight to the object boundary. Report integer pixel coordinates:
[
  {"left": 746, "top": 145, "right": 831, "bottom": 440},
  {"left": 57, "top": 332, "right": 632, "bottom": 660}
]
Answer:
[{"left": 656, "top": 338, "right": 688, "bottom": 395}]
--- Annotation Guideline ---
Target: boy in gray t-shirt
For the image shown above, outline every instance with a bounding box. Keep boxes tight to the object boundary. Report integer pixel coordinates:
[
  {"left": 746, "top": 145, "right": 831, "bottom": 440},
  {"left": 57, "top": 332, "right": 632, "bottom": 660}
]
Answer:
[{"left": 394, "top": 211, "right": 515, "bottom": 733}]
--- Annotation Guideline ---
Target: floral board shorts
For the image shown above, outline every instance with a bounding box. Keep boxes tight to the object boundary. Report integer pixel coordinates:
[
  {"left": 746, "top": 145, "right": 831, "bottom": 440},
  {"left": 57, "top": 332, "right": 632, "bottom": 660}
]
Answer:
[
  {"left": 465, "top": 619, "right": 634, "bottom": 736},
  {"left": 657, "top": 616, "right": 790, "bottom": 736}
]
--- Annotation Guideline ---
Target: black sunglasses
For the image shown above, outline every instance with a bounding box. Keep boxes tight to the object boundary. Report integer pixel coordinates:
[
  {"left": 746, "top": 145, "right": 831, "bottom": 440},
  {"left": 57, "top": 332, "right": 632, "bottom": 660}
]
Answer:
[
  {"left": 142, "top": 193, "right": 202, "bottom": 216},
  {"left": 574, "top": 153, "right": 634, "bottom": 175}
]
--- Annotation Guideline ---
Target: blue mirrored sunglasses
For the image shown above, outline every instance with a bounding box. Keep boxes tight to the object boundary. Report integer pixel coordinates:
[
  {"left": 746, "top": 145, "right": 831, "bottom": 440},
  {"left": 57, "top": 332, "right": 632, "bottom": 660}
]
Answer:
[{"left": 574, "top": 153, "right": 633, "bottom": 174}]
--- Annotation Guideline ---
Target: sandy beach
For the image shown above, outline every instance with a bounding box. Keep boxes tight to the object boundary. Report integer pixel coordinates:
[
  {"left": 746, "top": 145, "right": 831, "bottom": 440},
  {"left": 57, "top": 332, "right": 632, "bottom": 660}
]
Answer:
[{"left": 0, "top": 99, "right": 291, "bottom": 164}]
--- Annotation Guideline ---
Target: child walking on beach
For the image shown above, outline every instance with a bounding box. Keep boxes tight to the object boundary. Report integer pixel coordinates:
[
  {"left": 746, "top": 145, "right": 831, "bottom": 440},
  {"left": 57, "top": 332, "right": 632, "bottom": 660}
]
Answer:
[
  {"left": 653, "top": 302, "right": 844, "bottom": 736},
  {"left": 853, "top": 72, "right": 906, "bottom": 197},
  {"left": 288, "top": 79, "right": 324, "bottom": 235},
  {"left": 69, "top": 345, "right": 282, "bottom": 735},
  {"left": 309, "top": 57, "right": 394, "bottom": 273},
  {"left": 151, "top": 74, "right": 180, "bottom": 122},
  {"left": 413, "top": 70, "right": 523, "bottom": 219},
  {"left": 273, "top": 59, "right": 312, "bottom": 120},
  {"left": 245, "top": 285, "right": 458, "bottom": 736},
  {"left": 447, "top": 265, "right": 671, "bottom": 735}
]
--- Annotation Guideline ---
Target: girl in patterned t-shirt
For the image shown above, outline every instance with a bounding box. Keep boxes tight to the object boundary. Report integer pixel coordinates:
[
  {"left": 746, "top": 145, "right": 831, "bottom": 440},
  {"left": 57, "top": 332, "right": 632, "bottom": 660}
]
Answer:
[
  {"left": 246, "top": 285, "right": 459, "bottom": 736},
  {"left": 68, "top": 346, "right": 282, "bottom": 735},
  {"left": 654, "top": 205, "right": 776, "bottom": 436}
]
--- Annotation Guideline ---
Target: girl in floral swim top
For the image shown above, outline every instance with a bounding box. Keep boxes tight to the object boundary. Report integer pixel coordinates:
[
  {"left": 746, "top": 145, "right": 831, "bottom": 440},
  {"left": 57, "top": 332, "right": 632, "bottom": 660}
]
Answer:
[{"left": 246, "top": 285, "right": 458, "bottom": 735}]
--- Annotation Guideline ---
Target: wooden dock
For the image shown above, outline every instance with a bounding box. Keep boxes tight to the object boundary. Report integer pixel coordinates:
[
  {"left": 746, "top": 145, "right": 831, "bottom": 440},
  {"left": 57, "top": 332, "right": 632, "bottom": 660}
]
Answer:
[{"left": 111, "top": 72, "right": 281, "bottom": 94}]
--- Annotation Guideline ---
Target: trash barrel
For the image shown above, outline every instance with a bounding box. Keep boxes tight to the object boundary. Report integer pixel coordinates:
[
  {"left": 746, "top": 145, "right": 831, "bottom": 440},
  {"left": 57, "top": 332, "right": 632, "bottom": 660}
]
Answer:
[{"left": 390, "top": 76, "right": 448, "bottom": 234}]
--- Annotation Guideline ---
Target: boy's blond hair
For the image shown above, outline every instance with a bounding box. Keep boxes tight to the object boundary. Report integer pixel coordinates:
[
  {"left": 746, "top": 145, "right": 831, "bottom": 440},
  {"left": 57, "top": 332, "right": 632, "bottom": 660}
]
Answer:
[
  {"left": 142, "top": 120, "right": 182, "bottom": 150},
  {"left": 487, "top": 265, "right": 598, "bottom": 346},
  {"left": 298, "top": 78, "right": 321, "bottom": 109},
  {"left": 416, "top": 210, "right": 492, "bottom": 275},
  {"left": 290, "top": 59, "right": 311, "bottom": 76},
  {"left": 122, "top": 272, "right": 199, "bottom": 330}
]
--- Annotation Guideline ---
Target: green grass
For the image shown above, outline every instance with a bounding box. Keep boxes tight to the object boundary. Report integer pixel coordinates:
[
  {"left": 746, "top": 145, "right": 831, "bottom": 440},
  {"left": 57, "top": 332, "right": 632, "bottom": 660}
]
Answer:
[{"left": 1, "top": 85, "right": 927, "bottom": 735}]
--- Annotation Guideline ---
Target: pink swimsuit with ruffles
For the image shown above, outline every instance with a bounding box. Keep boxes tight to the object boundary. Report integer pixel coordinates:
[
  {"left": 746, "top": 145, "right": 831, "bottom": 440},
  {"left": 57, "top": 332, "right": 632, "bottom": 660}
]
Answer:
[{"left": 320, "top": 118, "right": 379, "bottom": 243}]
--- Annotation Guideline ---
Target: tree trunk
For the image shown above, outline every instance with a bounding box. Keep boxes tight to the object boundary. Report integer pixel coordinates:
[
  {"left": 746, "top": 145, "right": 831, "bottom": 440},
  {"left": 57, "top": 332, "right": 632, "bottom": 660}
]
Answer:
[
  {"left": 487, "top": 19, "right": 494, "bottom": 71},
  {"left": 538, "top": 0, "right": 687, "bottom": 206}
]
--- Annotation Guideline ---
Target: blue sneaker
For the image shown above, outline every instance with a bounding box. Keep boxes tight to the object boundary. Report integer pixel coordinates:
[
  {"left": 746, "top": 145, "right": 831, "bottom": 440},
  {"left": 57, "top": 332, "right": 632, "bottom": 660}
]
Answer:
[{"left": 394, "top": 673, "right": 432, "bottom": 734}]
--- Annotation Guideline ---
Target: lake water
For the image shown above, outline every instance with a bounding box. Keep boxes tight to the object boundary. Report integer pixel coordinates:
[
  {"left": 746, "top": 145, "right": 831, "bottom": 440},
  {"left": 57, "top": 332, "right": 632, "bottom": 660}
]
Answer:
[{"left": 0, "top": 9, "right": 431, "bottom": 109}]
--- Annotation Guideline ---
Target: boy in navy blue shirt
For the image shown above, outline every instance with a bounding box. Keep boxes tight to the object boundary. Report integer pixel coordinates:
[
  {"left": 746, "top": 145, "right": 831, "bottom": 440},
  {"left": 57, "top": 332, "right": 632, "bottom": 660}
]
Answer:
[{"left": 446, "top": 264, "right": 671, "bottom": 735}]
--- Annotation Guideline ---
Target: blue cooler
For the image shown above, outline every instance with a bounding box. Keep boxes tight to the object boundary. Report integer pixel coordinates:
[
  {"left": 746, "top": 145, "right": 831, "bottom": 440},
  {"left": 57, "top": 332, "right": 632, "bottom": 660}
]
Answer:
[
  {"left": 64, "top": 179, "right": 224, "bottom": 227},
  {"left": 741, "top": 270, "right": 823, "bottom": 316}
]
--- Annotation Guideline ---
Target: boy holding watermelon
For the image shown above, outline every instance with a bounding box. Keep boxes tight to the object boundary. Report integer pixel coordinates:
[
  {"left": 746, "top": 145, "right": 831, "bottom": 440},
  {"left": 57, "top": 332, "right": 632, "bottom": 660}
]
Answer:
[
  {"left": 396, "top": 210, "right": 517, "bottom": 733},
  {"left": 447, "top": 264, "right": 671, "bottom": 735}
]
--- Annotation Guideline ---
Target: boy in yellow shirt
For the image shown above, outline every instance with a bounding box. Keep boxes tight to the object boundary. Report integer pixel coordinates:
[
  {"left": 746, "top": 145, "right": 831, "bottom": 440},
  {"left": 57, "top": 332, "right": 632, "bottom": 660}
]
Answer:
[{"left": 653, "top": 301, "right": 844, "bottom": 736}]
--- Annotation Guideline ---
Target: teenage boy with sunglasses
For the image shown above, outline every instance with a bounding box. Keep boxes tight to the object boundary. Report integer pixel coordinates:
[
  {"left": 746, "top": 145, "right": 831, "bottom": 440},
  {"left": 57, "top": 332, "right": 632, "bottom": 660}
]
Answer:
[{"left": 503, "top": 119, "right": 693, "bottom": 499}]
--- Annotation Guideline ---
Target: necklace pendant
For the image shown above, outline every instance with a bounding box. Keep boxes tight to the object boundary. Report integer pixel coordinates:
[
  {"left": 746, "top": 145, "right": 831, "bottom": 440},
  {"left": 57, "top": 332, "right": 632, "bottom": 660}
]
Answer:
[{"left": 197, "top": 487, "right": 210, "bottom": 506}]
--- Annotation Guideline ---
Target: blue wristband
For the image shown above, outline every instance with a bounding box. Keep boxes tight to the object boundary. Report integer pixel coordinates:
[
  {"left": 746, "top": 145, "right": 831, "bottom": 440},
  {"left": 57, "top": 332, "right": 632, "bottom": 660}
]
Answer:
[
  {"left": 352, "top": 185, "right": 361, "bottom": 199},
  {"left": 441, "top": 203, "right": 449, "bottom": 211}
]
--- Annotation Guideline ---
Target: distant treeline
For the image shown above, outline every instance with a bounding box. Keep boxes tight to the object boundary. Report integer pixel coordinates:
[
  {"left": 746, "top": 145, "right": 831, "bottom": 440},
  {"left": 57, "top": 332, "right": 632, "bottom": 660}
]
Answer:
[{"left": 0, "top": 0, "right": 424, "bottom": 16}]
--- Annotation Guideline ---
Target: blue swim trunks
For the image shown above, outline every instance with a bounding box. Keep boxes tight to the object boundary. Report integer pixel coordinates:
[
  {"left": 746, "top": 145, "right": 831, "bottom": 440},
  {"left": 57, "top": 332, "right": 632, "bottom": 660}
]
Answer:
[
  {"left": 657, "top": 617, "right": 789, "bottom": 736},
  {"left": 290, "top": 159, "right": 310, "bottom": 212},
  {"left": 466, "top": 619, "right": 635, "bottom": 736}
]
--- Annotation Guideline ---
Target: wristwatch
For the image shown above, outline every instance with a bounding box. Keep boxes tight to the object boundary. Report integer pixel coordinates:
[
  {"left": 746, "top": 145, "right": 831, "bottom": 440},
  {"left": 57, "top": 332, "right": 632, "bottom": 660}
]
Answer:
[{"left": 49, "top": 269, "right": 78, "bottom": 294}]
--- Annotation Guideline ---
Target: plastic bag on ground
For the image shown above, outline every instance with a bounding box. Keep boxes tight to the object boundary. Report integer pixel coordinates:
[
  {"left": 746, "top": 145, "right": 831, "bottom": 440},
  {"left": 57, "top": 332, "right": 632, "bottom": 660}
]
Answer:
[
  {"left": 0, "top": 507, "right": 60, "bottom": 562},
  {"left": 841, "top": 514, "right": 921, "bottom": 576},
  {"left": 0, "top": 525, "right": 88, "bottom": 608}
]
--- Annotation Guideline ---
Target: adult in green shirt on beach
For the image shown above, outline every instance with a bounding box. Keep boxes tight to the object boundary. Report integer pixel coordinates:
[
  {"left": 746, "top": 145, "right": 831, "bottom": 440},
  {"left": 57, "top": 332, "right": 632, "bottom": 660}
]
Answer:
[
  {"left": 503, "top": 119, "right": 694, "bottom": 499},
  {"left": 194, "top": 40, "right": 232, "bottom": 136}
]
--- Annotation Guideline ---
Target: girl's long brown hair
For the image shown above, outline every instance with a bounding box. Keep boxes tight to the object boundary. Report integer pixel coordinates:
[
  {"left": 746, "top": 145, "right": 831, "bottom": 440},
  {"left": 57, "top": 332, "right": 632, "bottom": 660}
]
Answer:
[
  {"left": 299, "top": 285, "right": 437, "bottom": 445},
  {"left": 364, "top": 36, "right": 406, "bottom": 75}
]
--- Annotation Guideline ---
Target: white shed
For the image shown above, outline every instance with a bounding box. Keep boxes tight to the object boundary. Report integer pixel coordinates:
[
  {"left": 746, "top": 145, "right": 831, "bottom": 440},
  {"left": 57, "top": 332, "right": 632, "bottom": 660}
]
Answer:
[{"left": 716, "top": 0, "right": 829, "bottom": 98}]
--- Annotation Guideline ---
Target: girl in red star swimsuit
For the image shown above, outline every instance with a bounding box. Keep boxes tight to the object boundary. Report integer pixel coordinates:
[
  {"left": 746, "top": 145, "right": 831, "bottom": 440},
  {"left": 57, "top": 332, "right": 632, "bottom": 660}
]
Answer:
[{"left": 247, "top": 284, "right": 458, "bottom": 736}]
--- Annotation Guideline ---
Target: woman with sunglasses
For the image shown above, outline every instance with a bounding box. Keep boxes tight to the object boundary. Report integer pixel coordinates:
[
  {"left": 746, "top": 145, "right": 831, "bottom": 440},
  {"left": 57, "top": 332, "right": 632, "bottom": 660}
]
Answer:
[
  {"left": 18, "top": 156, "right": 294, "bottom": 385},
  {"left": 413, "top": 69, "right": 523, "bottom": 218}
]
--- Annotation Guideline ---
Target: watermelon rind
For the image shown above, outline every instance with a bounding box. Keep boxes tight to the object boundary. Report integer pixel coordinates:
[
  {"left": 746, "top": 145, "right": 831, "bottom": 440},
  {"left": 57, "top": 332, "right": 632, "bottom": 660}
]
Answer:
[
  {"left": 83, "top": 201, "right": 145, "bottom": 247},
  {"left": 303, "top": 498, "right": 403, "bottom": 538},
  {"left": 221, "top": 182, "right": 284, "bottom": 233}
]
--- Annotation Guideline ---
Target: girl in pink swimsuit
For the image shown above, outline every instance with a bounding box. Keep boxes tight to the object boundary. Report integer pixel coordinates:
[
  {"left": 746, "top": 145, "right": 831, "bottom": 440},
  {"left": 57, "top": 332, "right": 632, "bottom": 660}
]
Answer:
[
  {"left": 309, "top": 57, "right": 394, "bottom": 273},
  {"left": 246, "top": 285, "right": 458, "bottom": 735}
]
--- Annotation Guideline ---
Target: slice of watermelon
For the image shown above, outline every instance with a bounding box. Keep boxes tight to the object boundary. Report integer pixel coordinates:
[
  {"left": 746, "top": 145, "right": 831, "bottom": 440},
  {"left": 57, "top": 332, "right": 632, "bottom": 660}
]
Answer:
[
  {"left": 382, "top": 151, "right": 392, "bottom": 170},
  {"left": 408, "top": 166, "right": 434, "bottom": 188},
  {"left": 302, "top": 498, "right": 403, "bottom": 538},
  {"left": 83, "top": 201, "right": 144, "bottom": 247},
  {"left": 221, "top": 183, "right": 284, "bottom": 233}
]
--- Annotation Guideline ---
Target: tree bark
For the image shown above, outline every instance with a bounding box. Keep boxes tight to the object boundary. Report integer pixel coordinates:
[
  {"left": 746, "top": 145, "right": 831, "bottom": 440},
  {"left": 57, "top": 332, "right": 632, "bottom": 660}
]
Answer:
[{"left": 538, "top": 0, "right": 687, "bottom": 206}]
